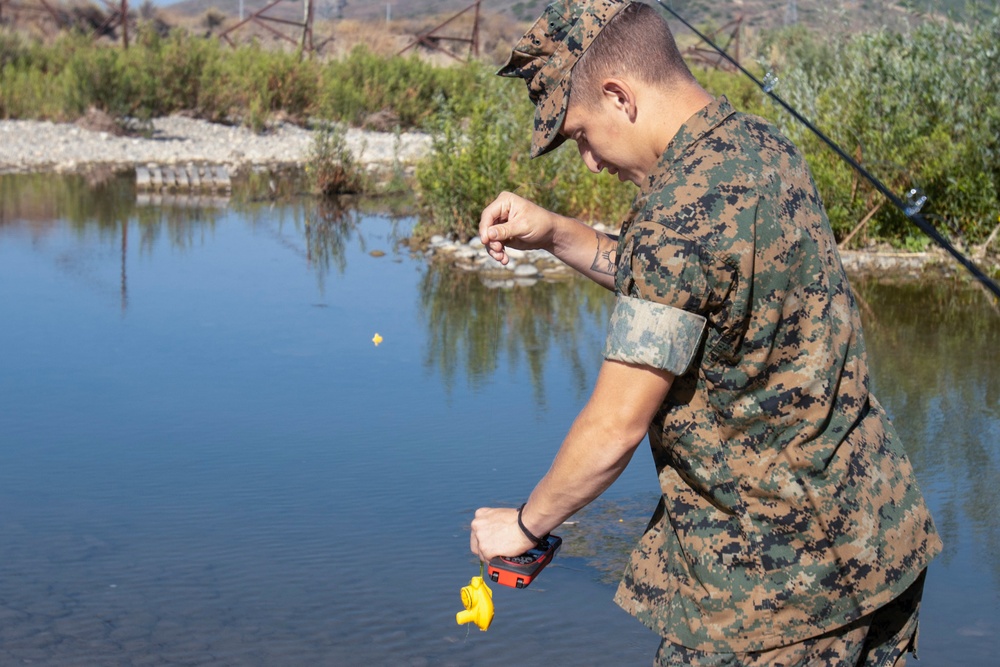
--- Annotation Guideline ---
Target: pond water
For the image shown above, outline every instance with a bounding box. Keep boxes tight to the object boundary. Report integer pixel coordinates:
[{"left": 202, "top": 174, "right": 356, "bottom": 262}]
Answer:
[{"left": 0, "top": 173, "right": 997, "bottom": 666}]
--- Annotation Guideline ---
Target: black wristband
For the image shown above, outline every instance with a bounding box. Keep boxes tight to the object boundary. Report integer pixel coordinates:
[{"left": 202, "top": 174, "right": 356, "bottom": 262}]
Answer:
[{"left": 517, "top": 503, "right": 544, "bottom": 545}]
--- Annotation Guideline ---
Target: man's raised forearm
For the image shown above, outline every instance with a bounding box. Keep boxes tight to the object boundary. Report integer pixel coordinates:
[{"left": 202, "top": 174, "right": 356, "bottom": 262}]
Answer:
[{"left": 550, "top": 216, "right": 619, "bottom": 290}]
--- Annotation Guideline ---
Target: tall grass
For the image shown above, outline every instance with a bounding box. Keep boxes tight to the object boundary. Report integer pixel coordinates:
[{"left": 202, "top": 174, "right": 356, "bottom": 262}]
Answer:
[{"left": 317, "top": 46, "right": 482, "bottom": 128}]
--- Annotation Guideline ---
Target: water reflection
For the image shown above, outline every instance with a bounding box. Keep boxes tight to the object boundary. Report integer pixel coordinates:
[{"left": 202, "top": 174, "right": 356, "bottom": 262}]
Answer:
[
  {"left": 1, "top": 172, "right": 230, "bottom": 313},
  {"left": 0, "top": 171, "right": 225, "bottom": 246},
  {"left": 854, "top": 278, "right": 1000, "bottom": 586},
  {"left": 0, "top": 173, "right": 415, "bottom": 304},
  {"left": 419, "top": 263, "right": 614, "bottom": 404}
]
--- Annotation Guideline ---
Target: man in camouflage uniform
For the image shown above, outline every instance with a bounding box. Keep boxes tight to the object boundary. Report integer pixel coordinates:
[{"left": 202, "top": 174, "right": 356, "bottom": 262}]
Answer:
[{"left": 468, "top": 1, "right": 942, "bottom": 664}]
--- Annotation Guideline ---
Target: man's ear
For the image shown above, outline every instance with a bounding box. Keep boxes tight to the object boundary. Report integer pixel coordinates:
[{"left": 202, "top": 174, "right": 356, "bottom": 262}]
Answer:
[{"left": 601, "top": 78, "right": 637, "bottom": 122}]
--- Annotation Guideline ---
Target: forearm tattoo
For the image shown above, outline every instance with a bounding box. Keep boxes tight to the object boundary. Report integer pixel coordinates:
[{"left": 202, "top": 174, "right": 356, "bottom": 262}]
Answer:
[{"left": 590, "top": 232, "right": 618, "bottom": 276}]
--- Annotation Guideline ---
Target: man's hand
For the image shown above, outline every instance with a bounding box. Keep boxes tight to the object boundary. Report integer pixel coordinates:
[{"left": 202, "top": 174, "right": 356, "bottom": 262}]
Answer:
[
  {"left": 469, "top": 506, "right": 537, "bottom": 563},
  {"left": 479, "top": 191, "right": 619, "bottom": 290},
  {"left": 478, "top": 191, "right": 560, "bottom": 265}
]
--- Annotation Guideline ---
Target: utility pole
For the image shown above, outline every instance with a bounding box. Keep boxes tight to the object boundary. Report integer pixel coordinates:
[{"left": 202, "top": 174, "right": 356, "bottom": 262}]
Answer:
[
  {"left": 785, "top": 0, "right": 798, "bottom": 26},
  {"left": 301, "top": 0, "right": 313, "bottom": 52}
]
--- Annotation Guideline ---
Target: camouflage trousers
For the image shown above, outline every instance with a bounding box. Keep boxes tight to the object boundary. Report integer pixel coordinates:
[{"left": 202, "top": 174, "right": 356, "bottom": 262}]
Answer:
[{"left": 655, "top": 570, "right": 927, "bottom": 667}]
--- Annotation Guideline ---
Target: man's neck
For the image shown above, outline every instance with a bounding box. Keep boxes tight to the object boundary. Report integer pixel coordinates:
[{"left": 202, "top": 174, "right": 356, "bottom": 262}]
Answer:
[{"left": 642, "top": 83, "right": 715, "bottom": 171}]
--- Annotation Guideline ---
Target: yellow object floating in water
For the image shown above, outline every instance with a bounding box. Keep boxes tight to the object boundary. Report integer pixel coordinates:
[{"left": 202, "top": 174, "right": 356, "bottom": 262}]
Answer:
[
  {"left": 372, "top": 333, "right": 383, "bottom": 346},
  {"left": 456, "top": 575, "right": 494, "bottom": 631}
]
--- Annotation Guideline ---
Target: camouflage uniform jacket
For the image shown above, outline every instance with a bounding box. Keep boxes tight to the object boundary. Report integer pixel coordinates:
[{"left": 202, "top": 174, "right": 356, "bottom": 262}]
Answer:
[{"left": 606, "top": 96, "right": 942, "bottom": 652}]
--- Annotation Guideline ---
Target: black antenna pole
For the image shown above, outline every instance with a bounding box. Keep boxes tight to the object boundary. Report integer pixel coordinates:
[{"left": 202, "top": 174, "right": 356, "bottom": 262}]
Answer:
[{"left": 654, "top": 0, "right": 1000, "bottom": 299}]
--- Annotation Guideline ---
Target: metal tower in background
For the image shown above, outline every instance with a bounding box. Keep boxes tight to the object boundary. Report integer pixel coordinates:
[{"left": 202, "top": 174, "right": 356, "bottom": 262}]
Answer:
[
  {"left": 219, "top": 0, "right": 318, "bottom": 55},
  {"left": 398, "top": 0, "right": 481, "bottom": 62}
]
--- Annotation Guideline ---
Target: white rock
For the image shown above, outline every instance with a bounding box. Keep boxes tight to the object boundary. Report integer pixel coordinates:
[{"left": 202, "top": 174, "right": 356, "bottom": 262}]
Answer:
[{"left": 514, "top": 264, "right": 540, "bottom": 277}]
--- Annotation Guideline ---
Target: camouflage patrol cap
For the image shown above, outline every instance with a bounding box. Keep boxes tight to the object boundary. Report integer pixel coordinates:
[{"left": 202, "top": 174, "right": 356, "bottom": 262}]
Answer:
[{"left": 499, "top": 0, "right": 632, "bottom": 158}]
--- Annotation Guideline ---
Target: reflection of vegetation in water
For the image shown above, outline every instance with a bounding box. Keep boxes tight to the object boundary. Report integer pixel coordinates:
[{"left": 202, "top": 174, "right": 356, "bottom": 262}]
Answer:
[
  {"left": 0, "top": 172, "right": 225, "bottom": 251},
  {"left": 304, "top": 199, "right": 357, "bottom": 277},
  {"left": 0, "top": 172, "right": 418, "bottom": 301},
  {"left": 854, "top": 277, "right": 1000, "bottom": 585},
  {"left": 2, "top": 171, "right": 130, "bottom": 231},
  {"left": 418, "top": 263, "right": 615, "bottom": 406},
  {"left": 234, "top": 192, "right": 415, "bottom": 296}
]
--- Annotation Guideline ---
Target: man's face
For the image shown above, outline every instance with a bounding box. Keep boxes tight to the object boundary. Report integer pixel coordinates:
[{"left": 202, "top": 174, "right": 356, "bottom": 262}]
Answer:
[{"left": 560, "top": 91, "right": 642, "bottom": 185}]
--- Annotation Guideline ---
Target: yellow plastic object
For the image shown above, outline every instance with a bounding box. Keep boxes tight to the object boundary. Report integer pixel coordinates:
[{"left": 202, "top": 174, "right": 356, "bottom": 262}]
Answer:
[
  {"left": 455, "top": 576, "right": 494, "bottom": 631},
  {"left": 372, "top": 333, "right": 383, "bottom": 346}
]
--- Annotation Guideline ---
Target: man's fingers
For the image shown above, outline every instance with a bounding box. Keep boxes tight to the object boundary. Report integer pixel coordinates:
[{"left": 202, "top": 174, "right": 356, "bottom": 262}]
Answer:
[
  {"left": 479, "top": 194, "right": 513, "bottom": 242},
  {"left": 484, "top": 217, "right": 516, "bottom": 245},
  {"left": 488, "top": 248, "right": 509, "bottom": 265},
  {"left": 489, "top": 224, "right": 512, "bottom": 242}
]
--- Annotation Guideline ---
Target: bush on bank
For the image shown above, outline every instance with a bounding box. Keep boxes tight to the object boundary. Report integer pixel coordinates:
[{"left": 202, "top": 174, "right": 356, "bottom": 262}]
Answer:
[
  {"left": 414, "top": 77, "right": 636, "bottom": 241},
  {"left": 759, "top": 16, "right": 1000, "bottom": 247},
  {"left": 0, "top": 28, "right": 481, "bottom": 132}
]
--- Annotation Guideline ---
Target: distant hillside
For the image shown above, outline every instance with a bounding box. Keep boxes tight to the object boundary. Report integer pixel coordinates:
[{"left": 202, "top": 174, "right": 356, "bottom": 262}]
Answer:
[
  {"left": 153, "top": 0, "right": 981, "bottom": 66},
  {"left": 165, "top": 0, "right": 543, "bottom": 23},
  {"left": 164, "top": 0, "right": 965, "bottom": 32}
]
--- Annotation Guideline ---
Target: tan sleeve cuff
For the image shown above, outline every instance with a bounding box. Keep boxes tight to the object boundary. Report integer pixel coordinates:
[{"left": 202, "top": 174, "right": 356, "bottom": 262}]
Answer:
[{"left": 603, "top": 296, "right": 706, "bottom": 376}]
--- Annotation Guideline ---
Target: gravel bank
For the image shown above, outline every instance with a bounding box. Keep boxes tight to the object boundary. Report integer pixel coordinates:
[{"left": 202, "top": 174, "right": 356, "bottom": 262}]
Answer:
[
  {"left": 2, "top": 115, "right": 993, "bottom": 283},
  {"left": 0, "top": 116, "right": 432, "bottom": 175}
]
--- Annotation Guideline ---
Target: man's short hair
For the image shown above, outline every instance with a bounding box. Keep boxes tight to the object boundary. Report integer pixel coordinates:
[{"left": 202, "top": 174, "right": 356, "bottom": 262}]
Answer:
[{"left": 570, "top": 2, "right": 694, "bottom": 109}]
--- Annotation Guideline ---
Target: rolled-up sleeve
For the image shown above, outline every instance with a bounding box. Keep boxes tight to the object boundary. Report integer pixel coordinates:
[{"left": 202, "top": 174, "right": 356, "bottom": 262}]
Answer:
[{"left": 603, "top": 296, "right": 706, "bottom": 376}]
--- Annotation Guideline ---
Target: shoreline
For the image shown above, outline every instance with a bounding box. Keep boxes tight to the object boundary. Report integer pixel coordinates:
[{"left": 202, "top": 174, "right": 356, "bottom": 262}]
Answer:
[
  {"left": 0, "top": 115, "right": 432, "bottom": 177},
  {"left": 2, "top": 115, "right": 996, "bottom": 285},
  {"left": 428, "top": 233, "right": 996, "bottom": 289}
]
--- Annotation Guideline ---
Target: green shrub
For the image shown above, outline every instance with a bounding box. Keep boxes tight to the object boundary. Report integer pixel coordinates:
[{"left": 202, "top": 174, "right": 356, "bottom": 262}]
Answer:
[
  {"left": 1, "top": 34, "right": 482, "bottom": 130},
  {"left": 762, "top": 15, "right": 1000, "bottom": 246},
  {"left": 308, "top": 122, "right": 367, "bottom": 196},
  {"left": 414, "top": 74, "right": 634, "bottom": 240},
  {"left": 317, "top": 45, "right": 481, "bottom": 128}
]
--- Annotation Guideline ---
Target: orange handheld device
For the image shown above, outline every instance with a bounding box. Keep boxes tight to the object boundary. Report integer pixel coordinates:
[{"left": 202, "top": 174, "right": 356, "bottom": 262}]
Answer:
[{"left": 487, "top": 535, "right": 562, "bottom": 589}]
